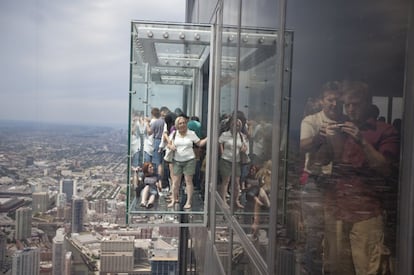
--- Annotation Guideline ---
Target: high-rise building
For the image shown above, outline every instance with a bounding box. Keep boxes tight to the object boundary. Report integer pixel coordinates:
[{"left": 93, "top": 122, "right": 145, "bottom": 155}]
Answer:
[
  {"left": 15, "top": 207, "right": 32, "bottom": 240},
  {"left": 64, "top": 205, "right": 72, "bottom": 223},
  {"left": 100, "top": 235, "right": 134, "bottom": 273},
  {"left": 56, "top": 192, "right": 67, "bottom": 208},
  {"left": 116, "top": 202, "right": 126, "bottom": 225},
  {"left": 64, "top": 252, "right": 72, "bottom": 275},
  {"left": 25, "top": 157, "right": 34, "bottom": 167},
  {"left": 32, "top": 192, "right": 49, "bottom": 213},
  {"left": 71, "top": 197, "right": 84, "bottom": 233},
  {"left": 12, "top": 247, "right": 40, "bottom": 275},
  {"left": 0, "top": 233, "right": 6, "bottom": 270},
  {"left": 52, "top": 228, "right": 65, "bottom": 275},
  {"left": 61, "top": 179, "right": 75, "bottom": 202},
  {"left": 56, "top": 192, "right": 67, "bottom": 220}
]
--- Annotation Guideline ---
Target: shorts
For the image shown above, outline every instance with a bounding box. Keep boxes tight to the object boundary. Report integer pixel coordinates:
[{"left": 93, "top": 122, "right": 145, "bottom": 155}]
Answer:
[
  {"left": 147, "top": 184, "right": 159, "bottom": 196},
  {"left": 173, "top": 159, "right": 196, "bottom": 176},
  {"left": 219, "top": 158, "right": 241, "bottom": 177}
]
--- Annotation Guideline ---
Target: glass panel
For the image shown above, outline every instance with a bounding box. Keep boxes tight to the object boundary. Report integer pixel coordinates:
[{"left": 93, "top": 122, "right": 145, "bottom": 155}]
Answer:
[
  {"left": 214, "top": 199, "right": 269, "bottom": 274},
  {"left": 230, "top": 230, "right": 264, "bottom": 275},
  {"left": 187, "top": 0, "right": 414, "bottom": 273},
  {"left": 127, "top": 21, "right": 212, "bottom": 226},
  {"left": 214, "top": 207, "right": 232, "bottom": 273},
  {"left": 214, "top": 20, "right": 294, "bottom": 272},
  {"left": 282, "top": 2, "right": 408, "bottom": 274},
  {"left": 216, "top": 25, "right": 283, "bottom": 211}
]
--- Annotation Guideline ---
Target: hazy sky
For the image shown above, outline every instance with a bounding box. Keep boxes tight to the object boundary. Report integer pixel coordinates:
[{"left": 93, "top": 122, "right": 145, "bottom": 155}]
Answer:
[{"left": 0, "top": 0, "right": 185, "bottom": 127}]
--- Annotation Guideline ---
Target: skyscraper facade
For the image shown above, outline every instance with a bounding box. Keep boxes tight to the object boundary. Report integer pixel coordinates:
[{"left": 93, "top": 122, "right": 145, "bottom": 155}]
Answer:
[
  {"left": 52, "top": 228, "right": 66, "bottom": 275},
  {"left": 64, "top": 252, "right": 72, "bottom": 275},
  {"left": 0, "top": 233, "right": 6, "bottom": 270},
  {"left": 12, "top": 247, "right": 40, "bottom": 275},
  {"left": 61, "top": 179, "right": 75, "bottom": 202},
  {"left": 32, "top": 192, "right": 49, "bottom": 213},
  {"left": 56, "top": 192, "right": 67, "bottom": 220},
  {"left": 56, "top": 192, "right": 67, "bottom": 208},
  {"left": 15, "top": 207, "right": 32, "bottom": 240},
  {"left": 71, "top": 197, "right": 84, "bottom": 233}
]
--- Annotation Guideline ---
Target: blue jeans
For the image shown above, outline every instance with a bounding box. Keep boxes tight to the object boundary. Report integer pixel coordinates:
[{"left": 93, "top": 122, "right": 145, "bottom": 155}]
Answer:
[
  {"left": 152, "top": 138, "right": 162, "bottom": 170},
  {"left": 132, "top": 150, "right": 143, "bottom": 168},
  {"left": 144, "top": 152, "right": 152, "bottom": 163}
]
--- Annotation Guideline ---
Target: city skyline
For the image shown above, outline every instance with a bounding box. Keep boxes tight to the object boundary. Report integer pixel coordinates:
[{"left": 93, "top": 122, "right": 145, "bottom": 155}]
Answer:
[
  {"left": 0, "top": 122, "right": 183, "bottom": 273},
  {"left": 0, "top": 0, "right": 185, "bottom": 126}
]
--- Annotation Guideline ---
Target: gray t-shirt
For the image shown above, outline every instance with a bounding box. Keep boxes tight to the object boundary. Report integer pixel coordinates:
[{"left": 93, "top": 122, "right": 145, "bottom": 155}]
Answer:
[{"left": 151, "top": 118, "right": 165, "bottom": 139}]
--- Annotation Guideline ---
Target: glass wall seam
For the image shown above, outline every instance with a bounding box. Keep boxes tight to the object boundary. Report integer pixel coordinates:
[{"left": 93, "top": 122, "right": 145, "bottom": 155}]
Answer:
[
  {"left": 398, "top": 3, "right": 414, "bottom": 272},
  {"left": 268, "top": 0, "right": 288, "bottom": 273}
]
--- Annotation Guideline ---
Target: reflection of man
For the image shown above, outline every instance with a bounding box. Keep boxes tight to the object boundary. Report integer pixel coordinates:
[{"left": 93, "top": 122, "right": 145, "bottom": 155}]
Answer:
[
  {"left": 326, "top": 81, "right": 400, "bottom": 274},
  {"left": 299, "top": 81, "right": 344, "bottom": 274},
  {"left": 301, "top": 81, "right": 344, "bottom": 177}
]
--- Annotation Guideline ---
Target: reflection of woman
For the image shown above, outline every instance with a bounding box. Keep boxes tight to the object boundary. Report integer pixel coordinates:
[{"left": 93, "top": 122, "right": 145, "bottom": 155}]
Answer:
[
  {"left": 243, "top": 164, "right": 260, "bottom": 211},
  {"left": 162, "top": 111, "right": 177, "bottom": 200},
  {"left": 167, "top": 116, "right": 207, "bottom": 209},
  {"left": 139, "top": 162, "right": 161, "bottom": 208},
  {"left": 251, "top": 160, "right": 272, "bottom": 235},
  {"left": 143, "top": 115, "right": 155, "bottom": 164},
  {"left": 131, "top": 111, "right": 145, "bottom": 170},
  {"left": 242, "top": 164, "right": 270, "bottom": 233},
  {"left": 218, "top": 118, "right": 248, "bottom": 209}
]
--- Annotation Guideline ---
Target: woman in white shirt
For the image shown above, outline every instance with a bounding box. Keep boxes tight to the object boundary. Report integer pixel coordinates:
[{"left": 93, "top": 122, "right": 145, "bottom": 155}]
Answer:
[
  {"left": 167, "top": 116, "right": 207, "bottom": 209},
  {"left": 219, "top": 118, "right": 248, "bottom": 209}
]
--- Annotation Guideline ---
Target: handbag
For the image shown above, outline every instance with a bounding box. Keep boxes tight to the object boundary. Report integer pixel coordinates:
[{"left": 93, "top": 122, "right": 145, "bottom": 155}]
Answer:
[
  {"left": 240, "top": 151, "right": 250, "bottom": 164},
  {"left": 163, "top": 131, "right": 176, "bottom": 162},
  {"left": 239, "top": 132, "right": 251, "bottom": 164},
  {"left": 164, "top": 148, "right": 174, "bottom": 162}
]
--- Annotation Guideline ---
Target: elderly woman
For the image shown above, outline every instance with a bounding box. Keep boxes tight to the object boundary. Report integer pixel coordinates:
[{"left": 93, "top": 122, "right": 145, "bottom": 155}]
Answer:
[{"left": 167, "top": 115, "right": 207, "bottom": 209}]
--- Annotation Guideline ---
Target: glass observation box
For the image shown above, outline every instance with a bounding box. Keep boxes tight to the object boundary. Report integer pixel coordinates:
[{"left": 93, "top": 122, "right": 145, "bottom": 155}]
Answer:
[
  {"left": 127, "top": 22, "right": 213, "bottom": 226},
  {"left": 127, "top": 21, "right": 293, "bottom": 228}
]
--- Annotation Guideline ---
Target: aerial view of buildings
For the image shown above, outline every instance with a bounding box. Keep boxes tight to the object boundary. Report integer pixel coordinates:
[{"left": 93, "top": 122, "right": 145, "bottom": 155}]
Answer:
[{"left": 0, "top": 121, "right": 179, "bottom": 274}]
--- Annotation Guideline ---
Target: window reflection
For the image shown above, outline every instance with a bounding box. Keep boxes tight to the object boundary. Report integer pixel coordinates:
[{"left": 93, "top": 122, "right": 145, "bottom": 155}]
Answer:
[
  {"left": 131, "top": 109, "right": 145, "bottom": 171},
  {"left": 298, "top": 81, "right": 400, "bottom": 274},
  {"left": 218, "top": 115, "right": 248, "bottom": 209},
  {"left": 214, "top": 26, "right": 293, "bottom": 272}
]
